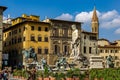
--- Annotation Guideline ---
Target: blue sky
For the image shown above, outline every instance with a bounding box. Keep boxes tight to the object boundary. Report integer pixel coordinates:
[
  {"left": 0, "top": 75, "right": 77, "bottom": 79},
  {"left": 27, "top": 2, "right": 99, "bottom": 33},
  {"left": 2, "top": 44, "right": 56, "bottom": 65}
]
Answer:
[{"left": 1, "top": 0, "right": 120, "bottom": 42}]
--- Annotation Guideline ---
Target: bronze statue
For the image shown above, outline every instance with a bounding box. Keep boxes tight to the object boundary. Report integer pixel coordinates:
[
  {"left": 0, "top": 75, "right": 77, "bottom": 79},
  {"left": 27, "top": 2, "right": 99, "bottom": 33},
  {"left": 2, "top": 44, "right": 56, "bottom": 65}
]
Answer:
[
  {"left": 22, "top": 47, "right": 37, "bottom": 61},
  {"left": 106, "top": 55, "right": 114, "bottom": 68}
]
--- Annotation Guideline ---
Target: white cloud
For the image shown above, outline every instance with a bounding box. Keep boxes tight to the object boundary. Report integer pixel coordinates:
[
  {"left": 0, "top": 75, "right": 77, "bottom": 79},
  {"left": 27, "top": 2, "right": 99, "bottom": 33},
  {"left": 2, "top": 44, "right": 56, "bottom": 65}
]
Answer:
[
  {"left": 115, "top": 28, "right": 120, "bottom": 34},
  {"left": 55, "top": 13, "right": 73, "bottom": 21},
  {"left": 55, "top": 10, "right": 120, "bottom": 30},
  {"left": 3, "top": 16, "right": 7, "bottom": 20},
  {"left": 101, "top": 10, "right": 118, "bottom": 21},
  {"left": 74, "top": 10, "right": 120, "bottom": 29}
]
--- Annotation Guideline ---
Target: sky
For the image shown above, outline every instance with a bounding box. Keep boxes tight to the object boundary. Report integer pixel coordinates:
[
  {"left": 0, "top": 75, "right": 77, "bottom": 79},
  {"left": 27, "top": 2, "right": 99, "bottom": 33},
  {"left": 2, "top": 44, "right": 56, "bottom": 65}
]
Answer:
[{"left": 1, "top": 0, "right": 120, "bottom": 42}]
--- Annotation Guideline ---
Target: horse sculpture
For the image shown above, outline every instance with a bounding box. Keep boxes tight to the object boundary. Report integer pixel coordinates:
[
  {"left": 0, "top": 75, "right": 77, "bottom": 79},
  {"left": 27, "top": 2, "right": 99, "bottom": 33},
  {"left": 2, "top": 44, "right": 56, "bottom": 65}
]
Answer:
[{"left": 22, "top": 47, "right": 37, "bottom": 61}]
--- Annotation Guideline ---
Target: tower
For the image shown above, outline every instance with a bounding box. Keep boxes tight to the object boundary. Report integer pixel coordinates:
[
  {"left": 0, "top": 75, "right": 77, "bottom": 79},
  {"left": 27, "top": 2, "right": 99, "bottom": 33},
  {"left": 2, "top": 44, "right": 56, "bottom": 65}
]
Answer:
[
  {"left": 0, "top": 6, "right": 7, "bottom": 67},
  {"left": 91, "top": 6, "right": 99, "bottom": 39}
]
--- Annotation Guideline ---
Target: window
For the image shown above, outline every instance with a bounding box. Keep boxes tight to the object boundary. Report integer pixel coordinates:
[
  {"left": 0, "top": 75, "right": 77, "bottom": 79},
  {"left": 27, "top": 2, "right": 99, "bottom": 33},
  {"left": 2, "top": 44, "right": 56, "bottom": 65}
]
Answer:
[
  {"left": 14, "top": 37, "right": 17, "bottom": 44},
  {"left": 100, "top": 50, "right": 103, "bottom": 53},
  {"left": 64, "top": 46, "right": 67, "bottom": 55},
  {"left": 9, "top": 32, "right": 11, "bottom": 36},
  {"left": 12, "top": 38, "right": 14, "bottom": 44},
  {"left": 55, "top": 45, "right": 57, "bottom": 54},
  {"left": 31, "top": 35, "right": 35, "bottom": 41},
  {"left": 18, "top": 37, "right": 22, "bottom": 43},
  {"left": 23, "top": 37, "right": 25, "bottom": 41},
  {"left": 89, "top": 47, "right": 92, "bottom": 54},
  {"left": 0, "top": 35, "right": 2, "bottom": 40},
  {"left": 38, "top": 48, "right": 42, "bottom": 54},
  {"left": 84, "top": 35, "right": 86, "bottom": 39},
  {"left": 9, "top": 41, "right": 11, "bottom": 45},
  {"left": 63, "top": 28, "right": 68, "bottom": 37},
  {"left": 14, "top": 30, "right": 17, "bottom": 34},
  {"left": 31, "top": 26, "right": 34, "bottom": 30},
  {"left": 105, "top": 50, "right": 108, "bottom": 53},
  {"left": 4, "top": 42, "right": 6, "bottom": 47},
  {"left": 38, "top": 27, "right": 41, "bottom": 31},
  {"left": 84, "top": 46, "right": 86, "bottom": 53},
  {"left": 23, "top": 26, "right": 26, "bottom": 31},
  {"left": 115, "top": 50, "right": 118, "bottom": 53},
  {"left": 45, "top": 27, "right": 48, "bottom": 31},
  {"left": 44, "top": 48, "right": 48, "bottom": 54},
  {"left": 19, "top": 28, "right": 21, "bottom": 33},
  {"left": 44, "top": 37, "right": 48, "bottom": 42},
  {"left": 38, "top": 36, "right": 42, "bottom": 41}
]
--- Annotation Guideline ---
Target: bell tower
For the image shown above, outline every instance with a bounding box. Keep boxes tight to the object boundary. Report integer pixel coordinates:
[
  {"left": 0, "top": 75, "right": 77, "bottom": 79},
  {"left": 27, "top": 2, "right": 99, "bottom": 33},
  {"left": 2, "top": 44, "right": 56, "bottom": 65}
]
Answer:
[{"left": 91, "top": 6, "right": 99, "bottom": 39}]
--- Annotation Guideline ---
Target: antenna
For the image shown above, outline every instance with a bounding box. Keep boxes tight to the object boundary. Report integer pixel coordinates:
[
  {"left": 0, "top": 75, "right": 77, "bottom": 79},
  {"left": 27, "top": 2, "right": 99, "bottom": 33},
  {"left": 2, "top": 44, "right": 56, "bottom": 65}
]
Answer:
[
  {"left": 45, "top": 16, "right": 48, "bottom": 19},
  {"left": 8, "top": 14, "right": 10, "bottom": 19},
  {"left": 94, "top": 0, "right": 96, "bottom": 7}
]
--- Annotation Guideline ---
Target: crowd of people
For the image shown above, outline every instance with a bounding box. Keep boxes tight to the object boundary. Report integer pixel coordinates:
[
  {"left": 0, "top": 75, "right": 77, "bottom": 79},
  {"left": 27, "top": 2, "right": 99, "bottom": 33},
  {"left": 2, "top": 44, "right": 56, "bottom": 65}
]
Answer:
[{"left": 0, "top": 67, "right": 12, "bottom": 80}]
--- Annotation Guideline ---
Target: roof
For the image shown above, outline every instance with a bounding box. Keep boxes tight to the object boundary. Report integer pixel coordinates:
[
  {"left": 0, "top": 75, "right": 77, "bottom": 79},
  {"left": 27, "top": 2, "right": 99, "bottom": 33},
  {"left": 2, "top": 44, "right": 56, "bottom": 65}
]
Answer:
[
  {"left": 81, "top": 30, "right": 97, "bottom": 34},
  {"left": 98, "top": 38, "right": 109, "bottom": 42},
  {"left": 98, "top": 45, "right": 120, "bottom": 48},
  {"left": 3, "top": 20, "right": 50, "bottom": 32},
  {"left": 0, "top": 6, "right": 7, "bottom": 11},
  {"left": 48, "top": 18, "right": 83, "bottom": 24},
  {"left": 92, "top": 6, "right": 98, "bottom": 22}
]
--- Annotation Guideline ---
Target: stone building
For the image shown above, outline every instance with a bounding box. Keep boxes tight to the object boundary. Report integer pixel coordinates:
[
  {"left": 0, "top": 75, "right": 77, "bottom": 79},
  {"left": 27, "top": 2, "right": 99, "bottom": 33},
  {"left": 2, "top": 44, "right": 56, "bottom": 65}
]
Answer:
[
  {"left": 44, "top": 19, "right": 82, "bottom": 64},
  {"left": 98, "top": 39, "right": 120, "bottom": 67},
  {"left": 0, "top": 6, "right": 7, "bottom": 67}
]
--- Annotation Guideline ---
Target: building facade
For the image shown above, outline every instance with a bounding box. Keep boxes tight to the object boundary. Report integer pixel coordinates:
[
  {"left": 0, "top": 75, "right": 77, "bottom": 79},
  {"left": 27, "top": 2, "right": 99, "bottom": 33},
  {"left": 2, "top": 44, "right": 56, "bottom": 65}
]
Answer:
[
  {"left": 98, "top": 39, "right": 120, "bottom": 67},
  {"left": 3, "top": 14, "right": 82, "bottom": 67},
  {"left": 81, "top": 6, "right": 99, "bottom": 59},
  {"left": 3, "top": 14, "right": 50, "bottom": 67},
  {"left": 44, "top": 19, "right": 82, "bottom": 64},
  {"left": 81, "top": 31, "right": 98, "bottom": 59},
  {"left": 0, "top": 6, "right": 7, "bottom": 67}
]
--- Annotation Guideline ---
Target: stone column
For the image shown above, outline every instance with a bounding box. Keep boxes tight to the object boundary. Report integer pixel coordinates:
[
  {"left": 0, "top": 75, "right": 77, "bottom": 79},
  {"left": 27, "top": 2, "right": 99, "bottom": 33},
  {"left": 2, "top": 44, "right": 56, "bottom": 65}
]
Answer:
[{"left": 0, "top": 6, "right": 7, "bottom": 67}]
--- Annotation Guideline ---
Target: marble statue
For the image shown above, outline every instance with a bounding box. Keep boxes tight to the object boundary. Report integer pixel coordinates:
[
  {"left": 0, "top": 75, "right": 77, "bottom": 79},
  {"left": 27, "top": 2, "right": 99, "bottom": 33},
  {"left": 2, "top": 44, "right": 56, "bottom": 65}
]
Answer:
[
  {"left": 70, "top": 24, "right": 79, "bottom": 58},
  {"left": 106, "top": 55, "right": 114, "bottom": 68},
  {"left": 71, "top": 24, "right": 78, "bottom": 43}
]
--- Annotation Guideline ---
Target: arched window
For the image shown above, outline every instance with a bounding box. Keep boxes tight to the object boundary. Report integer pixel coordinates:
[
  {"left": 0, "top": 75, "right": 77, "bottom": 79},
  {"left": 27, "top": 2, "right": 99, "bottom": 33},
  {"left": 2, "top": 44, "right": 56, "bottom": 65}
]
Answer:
[
  {"left": 54, "top": 45, "right": 60, "bottom": 54},
  {"left": 64, "top": 45, "right": 67, "bottom": 55}
]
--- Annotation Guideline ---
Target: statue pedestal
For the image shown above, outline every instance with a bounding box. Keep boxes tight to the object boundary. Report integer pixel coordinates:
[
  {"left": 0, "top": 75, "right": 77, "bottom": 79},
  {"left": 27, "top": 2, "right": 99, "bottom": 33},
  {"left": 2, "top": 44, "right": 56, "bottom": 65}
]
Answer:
[{"left": 89, "top": 56, "right": 103, "bottom": 69}]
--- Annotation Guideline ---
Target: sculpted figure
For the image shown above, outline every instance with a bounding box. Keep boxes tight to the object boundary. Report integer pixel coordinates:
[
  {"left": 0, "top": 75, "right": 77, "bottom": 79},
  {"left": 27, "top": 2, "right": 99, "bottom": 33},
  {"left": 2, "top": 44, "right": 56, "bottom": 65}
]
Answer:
[
  {"left": 70, "top": 24, "right": 79, "bottom": 58},
  {"left": 106, "top": 55, "right": 114, "bottom": 68},
  {"left": 71, "top": 24, "right": 78, "bottom": 43},
  {"left": 22, "top": 47, "right": 37, "bottom": 61}
]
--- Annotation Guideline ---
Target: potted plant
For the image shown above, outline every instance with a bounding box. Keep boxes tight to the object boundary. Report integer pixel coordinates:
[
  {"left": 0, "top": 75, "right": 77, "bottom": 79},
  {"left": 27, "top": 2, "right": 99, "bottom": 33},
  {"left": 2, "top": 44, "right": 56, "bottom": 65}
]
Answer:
[
  {"left": 36, "top": 70, "right": 43, "bottom": 80},
  {"left": 43, "top": 67, "right": 50, "bottom": 80},
  {"left": 22, "top": 69, "right": 29, "bottom": 80},
  {"left": 65, "top": 69, "right": 74, "bottom": 80},
  {"left": 49, "top": 72, "right": 56, "bottom": 80},
  {"left": 72, "top": 68, "right": 80, "bottom": 80}
]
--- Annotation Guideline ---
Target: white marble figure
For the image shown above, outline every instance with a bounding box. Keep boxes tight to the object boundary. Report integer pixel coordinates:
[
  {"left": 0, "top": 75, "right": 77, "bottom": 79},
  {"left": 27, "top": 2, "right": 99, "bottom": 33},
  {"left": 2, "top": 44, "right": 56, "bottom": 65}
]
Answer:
[
  {"left": 70, "top": 24, "right": 79, "bottom": 58},
  {"left": 71, "top": 24, "right": 78, "bottom": 43}
]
